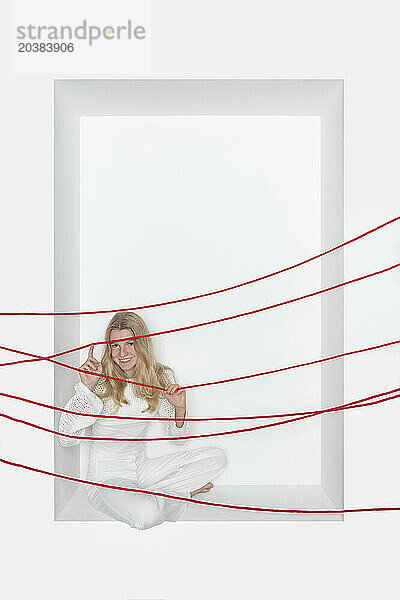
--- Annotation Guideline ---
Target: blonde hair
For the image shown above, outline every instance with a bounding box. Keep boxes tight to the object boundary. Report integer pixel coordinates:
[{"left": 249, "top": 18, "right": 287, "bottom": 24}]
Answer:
[{"left": 95, "top": 311, "right": 174, "bottom": 414}]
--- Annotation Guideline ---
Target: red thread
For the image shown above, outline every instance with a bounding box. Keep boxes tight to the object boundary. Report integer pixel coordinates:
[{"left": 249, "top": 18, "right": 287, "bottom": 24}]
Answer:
[
  {"left": 2, "top": 383, "right": 398, "bottom": 423},
  {"left": 1, "top": 216, "right": 398, "bottom": 317},
  {"left": 0, "top": 339, "right": 398, "bottom": 393},
  {"left": 1, "top": 456, "right": 399, "bottom": 514},
  {"left": 2, "top": 388, "right": 399, "bottom": 441},
  {"left": 1, "top": 338, "right": 398, "bottom": 394},
  {"left": 1, "top": 263, "right": 398, "bottom": 390},
  {"left": 183, "top": 339, "right": 399, "bottom": 391}
]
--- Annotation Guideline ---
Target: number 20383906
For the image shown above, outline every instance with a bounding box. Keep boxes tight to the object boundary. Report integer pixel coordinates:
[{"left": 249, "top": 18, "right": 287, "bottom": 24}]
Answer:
[{"left": 18, "top": 42, "right": 75, "bottom": 52}]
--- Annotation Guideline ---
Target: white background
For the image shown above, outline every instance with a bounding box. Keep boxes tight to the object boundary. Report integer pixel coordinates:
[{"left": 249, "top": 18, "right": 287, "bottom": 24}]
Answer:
[
  {"left": 1, "top": 1, "right": 400, "bottom": 600},
  {"left": 80, "top": 114, "right": 321, "bottom": 485}
]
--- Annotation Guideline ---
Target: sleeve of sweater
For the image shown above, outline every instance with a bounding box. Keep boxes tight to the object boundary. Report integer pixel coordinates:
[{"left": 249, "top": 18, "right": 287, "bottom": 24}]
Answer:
[
  {"left": 158, "top": 368, "right": 190, "bottom": 445},
  {"left": 58, "top": 380, "right": 106, "bottom": 447}
]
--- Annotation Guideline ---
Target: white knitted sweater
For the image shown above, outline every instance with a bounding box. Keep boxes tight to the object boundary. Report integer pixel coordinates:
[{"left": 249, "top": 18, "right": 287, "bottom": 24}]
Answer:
[{"left": 58, "top": 371, "right": 189, "bottom": 448}]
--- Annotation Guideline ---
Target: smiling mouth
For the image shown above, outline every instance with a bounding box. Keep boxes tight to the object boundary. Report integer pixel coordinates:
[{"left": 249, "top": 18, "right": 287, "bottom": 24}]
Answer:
[{"left": 120, "top": 358, "right": 133, "bottom": 363}]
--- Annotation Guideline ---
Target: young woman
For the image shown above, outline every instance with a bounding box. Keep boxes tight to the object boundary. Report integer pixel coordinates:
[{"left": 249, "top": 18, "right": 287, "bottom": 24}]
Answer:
[{"left": 58, "top": 311, "right": 226, "bottom": 530}]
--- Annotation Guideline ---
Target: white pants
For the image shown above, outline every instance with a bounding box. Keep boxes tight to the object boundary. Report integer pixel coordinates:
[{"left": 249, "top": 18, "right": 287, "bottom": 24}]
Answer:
[{"left": 86, "top": 446, "right": 227, "bottom": 530}]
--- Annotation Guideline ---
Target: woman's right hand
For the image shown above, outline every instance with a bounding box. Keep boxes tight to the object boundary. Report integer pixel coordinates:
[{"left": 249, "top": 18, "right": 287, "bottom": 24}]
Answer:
[{"left": 79, "top": 345, "right": 102, "bottom": 391}]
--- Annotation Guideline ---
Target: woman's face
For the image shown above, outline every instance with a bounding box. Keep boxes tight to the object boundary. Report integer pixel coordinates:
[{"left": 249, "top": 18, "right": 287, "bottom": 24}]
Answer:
[{"left": 109, "top": 328, "right": 138, "bottom": 376}]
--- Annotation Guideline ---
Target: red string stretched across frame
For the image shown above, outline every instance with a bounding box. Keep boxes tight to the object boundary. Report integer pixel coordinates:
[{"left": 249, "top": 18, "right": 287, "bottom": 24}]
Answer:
[
  {"left": 1, "top": 387, "right": 399, "bottom": 441},
  {"left": 1, "top": 381, "right": 398, "bottom": 423},
  {"left": 0, "top": 339, "right": 398, "bottom": 394},
  {"left": 1, "top": 216, "right": 398, "bottom": 317},
  {"left": 1, "top": 263, "right": 398, "bottom": 389},
  {"left": 1, "top": 455, "right": 400, "bottom": 514}
]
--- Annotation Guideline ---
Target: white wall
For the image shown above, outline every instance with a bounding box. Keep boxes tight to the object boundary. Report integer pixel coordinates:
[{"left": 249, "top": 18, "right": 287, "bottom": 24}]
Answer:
[
  {"left": 80, "top": 114, "right": 321, "bottom": 485},
  {"left": 1, "top": 1, "right": 400, "bottom": 599}
]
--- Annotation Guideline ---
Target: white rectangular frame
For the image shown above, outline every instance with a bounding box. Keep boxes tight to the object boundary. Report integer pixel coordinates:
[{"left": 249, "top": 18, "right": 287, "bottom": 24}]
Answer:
[{"left": 54, "top": 79, "right": 344, "bottom": 522}]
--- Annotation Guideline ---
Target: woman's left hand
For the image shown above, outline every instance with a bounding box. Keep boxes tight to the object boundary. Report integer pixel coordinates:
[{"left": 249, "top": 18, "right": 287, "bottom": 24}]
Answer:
[{"left": 164, "top": 384, "right": 186, "bottom": 409}]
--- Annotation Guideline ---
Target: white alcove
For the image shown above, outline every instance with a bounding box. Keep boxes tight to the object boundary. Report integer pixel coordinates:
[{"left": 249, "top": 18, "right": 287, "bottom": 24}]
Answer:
[{"left": 54, "top": 79, "right": 344, "bottom": 522}]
